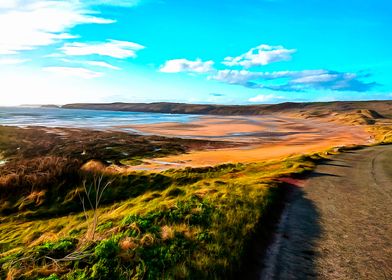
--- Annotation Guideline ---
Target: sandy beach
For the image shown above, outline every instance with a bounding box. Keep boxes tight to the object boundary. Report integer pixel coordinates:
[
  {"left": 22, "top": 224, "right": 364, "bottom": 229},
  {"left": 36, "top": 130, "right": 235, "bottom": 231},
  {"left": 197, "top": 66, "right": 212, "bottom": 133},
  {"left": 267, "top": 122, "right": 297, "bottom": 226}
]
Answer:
[{"left": 110, "top": 114, "right": 371, "bottom": 171}]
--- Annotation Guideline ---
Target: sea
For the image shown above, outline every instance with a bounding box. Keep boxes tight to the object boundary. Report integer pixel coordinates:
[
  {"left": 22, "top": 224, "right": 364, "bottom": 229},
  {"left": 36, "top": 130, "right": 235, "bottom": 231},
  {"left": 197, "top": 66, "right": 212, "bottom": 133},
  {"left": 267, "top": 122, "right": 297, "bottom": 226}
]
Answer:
[{"left": 0, "top": 106, "right": 199, "bottom": 131}]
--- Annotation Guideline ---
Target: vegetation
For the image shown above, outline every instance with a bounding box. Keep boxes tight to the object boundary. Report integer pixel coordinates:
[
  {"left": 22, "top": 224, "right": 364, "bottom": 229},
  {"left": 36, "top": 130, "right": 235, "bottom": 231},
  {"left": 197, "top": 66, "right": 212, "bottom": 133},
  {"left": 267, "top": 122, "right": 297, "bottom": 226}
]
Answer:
[
  {"left": 0, "top": 126, "right": 330, "bottom": 279},
  {"left": 62, "top": 100, "right": 392, "bottom": 116},
  {"left": 0, "top": 126, "right": 232, "bottom": 215},
  {"left": 1, "top": 115, "right": 391, "bottom": 279}
]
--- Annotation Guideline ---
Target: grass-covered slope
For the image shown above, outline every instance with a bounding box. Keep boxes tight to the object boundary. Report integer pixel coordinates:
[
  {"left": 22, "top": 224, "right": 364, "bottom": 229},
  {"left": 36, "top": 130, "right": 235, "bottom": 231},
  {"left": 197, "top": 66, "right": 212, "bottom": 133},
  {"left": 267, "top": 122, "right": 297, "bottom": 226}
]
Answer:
[
  {"left": 0, "top": 126, "right": 328, "bottom": 279},
  {"left": 0, "top": 155, "right": 323, "bottom": 280},
  {"left": 0, "top": 126, "right": 232, "bottom": 215},
  {"left": 62, "top": 100, "right": 392, "bottom": 117},
  {"left": 2, "top": 121, "right": 391, "bottom": 279}
]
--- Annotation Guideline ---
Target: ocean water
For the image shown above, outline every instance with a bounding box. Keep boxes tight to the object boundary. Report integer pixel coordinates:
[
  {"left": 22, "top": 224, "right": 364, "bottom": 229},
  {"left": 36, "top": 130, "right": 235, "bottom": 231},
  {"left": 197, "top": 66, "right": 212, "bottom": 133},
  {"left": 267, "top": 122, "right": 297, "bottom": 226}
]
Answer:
[{"left": 0, "top": 107, "right": 199, "bottom": 131}]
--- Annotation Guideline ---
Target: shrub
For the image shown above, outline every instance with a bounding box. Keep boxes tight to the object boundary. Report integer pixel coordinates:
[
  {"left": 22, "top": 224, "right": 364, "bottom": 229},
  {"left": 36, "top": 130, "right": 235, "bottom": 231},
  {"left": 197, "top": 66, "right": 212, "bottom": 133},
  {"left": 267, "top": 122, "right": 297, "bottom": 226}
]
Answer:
[
  {"left": 36, "top": 238, "right": 77, "bottom": 259},
  {"left": 94, "top": 239, "right": 119, "bottom": 259},
  {"left": 91, "top": 259, "right": 112, "bottom": 280},
  {"left": 38, "top": 274, "right": 60, "bottom": 280}
]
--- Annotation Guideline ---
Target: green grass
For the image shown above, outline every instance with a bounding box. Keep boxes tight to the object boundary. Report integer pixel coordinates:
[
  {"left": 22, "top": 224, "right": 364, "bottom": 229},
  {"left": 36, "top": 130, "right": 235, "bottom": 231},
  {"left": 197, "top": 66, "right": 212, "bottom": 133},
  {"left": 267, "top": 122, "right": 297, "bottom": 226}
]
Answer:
[
  {"left": 1, "top": 113, "right": 391, "bottom": 279},
  {"left": 0, "top": 152, "right": 325, "bottom": 279}
]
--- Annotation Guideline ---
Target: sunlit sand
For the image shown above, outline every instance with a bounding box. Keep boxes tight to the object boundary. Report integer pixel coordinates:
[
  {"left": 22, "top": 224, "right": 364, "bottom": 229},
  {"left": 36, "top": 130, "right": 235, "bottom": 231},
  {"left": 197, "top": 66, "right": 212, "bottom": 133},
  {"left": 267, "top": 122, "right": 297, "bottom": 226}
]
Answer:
[{"left": 111, "top": 114, "right": 371, "bottom": 171}]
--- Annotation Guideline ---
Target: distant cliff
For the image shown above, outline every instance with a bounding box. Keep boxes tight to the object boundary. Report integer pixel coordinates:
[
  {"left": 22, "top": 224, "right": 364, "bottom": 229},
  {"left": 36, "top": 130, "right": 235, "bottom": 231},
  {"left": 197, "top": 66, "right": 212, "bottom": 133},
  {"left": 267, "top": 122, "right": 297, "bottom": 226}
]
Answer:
[{"left": 62, "top": 101, "right": 392, "bottom": 117}]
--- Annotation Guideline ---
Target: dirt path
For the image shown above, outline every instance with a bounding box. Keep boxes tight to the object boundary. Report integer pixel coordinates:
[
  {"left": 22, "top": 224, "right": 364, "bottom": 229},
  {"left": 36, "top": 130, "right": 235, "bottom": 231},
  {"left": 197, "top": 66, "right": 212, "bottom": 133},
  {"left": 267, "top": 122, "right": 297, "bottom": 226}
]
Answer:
[{"left": 261, "top": 145, "right": 392, "bottom": 280}]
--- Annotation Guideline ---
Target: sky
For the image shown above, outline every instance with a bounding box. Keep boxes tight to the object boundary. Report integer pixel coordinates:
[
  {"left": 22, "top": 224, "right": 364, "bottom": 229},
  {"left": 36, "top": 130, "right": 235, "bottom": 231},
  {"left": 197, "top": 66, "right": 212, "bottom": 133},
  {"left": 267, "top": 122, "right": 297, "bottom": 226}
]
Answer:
[{"left": 0, "top": 0, "right": 391, "bottom": 106}]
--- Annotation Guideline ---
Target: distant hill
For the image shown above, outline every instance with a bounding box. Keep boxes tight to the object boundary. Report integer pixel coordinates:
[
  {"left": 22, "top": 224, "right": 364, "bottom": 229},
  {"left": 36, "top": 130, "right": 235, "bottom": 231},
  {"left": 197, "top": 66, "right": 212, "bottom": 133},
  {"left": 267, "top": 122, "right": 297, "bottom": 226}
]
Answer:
[
  {"left": 62, "top": 100, "right": 392, "bottom": 118},
  {"left": 41, "top": 104, "right": 60, "bottom": 108}
]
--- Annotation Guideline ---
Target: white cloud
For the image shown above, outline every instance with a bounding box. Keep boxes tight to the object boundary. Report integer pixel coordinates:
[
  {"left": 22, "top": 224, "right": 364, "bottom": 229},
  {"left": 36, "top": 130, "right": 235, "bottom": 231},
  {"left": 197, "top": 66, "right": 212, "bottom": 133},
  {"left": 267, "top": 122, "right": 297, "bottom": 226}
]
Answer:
[
  {"left": 61, "top": 58, "right": 121, "bottom": 70},
  {"left": 0, "top": 1, "right": 115, "bottom": 55},
  {"left": 84, "top": 0, "right": 142, "bottom": 7},
  {"left": 84, "top": 61, "right": 121, "bottom": 70},
  {"left": 222, "top": 44, "right": 296, "bottom": 68},
  {"left": 210, "top": 70, "right": 261, "bottom": 85},
  {"left": 291, "top": 73, "right": 338, "bottom": 84},
  {"left": 211, "top": 69, "right": 376, "bottom": 92},
  {"left": 211, "top": 69, "right": 331, "bottom": 84},
  {"left": 43, "top": 67, "right": 103, "bottom": 79},
  {"left": 60, "top": 40, "right": 145, "bottom": 59},
  {"left": 160, "top": 58, "right": 214, "bottom": 73},
  {"left": 248, "top": 94, "right": 281, "bottom": 103},
  {"left": 0, "top": 0, "right": 142, "bottom": 56},
  {"left": 0, "top": 58, "right": 29, "bottom": 65}
]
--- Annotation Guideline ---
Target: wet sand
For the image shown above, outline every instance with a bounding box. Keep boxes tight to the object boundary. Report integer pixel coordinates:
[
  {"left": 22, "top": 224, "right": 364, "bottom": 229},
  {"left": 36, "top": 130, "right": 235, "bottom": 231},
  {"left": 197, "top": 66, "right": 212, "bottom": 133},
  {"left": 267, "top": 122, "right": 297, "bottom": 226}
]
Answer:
[
  {"left": 112, "top": 114, "right": 371, "bottom": 171},
  {"left": 118, "top": 115, "right": 323, "bottom": 142}
]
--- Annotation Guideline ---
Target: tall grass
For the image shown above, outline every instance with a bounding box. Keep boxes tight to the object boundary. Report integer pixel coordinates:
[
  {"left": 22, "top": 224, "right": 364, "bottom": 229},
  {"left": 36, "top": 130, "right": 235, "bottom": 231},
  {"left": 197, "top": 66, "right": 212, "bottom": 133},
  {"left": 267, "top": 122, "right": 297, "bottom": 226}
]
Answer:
[{"left": 0, "top": 152, "right": 322, "bottom": 279}]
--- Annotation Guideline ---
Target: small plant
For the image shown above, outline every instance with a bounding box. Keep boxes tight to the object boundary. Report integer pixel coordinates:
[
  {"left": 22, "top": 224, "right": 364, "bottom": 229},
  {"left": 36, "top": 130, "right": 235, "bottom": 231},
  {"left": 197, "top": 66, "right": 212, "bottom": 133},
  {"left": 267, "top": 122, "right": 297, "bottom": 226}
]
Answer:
[
  {"left": 36, "top": 238, "right": 77, "bottom": 259},
  {"left": 38, "top": 274, "right": 60, "bottom": 280},
  {"left": 79, "top": 174, "right": 113, "bottom": 241},
  {"left": 94, "top": 239, "right": 119, "bottom": 259}
]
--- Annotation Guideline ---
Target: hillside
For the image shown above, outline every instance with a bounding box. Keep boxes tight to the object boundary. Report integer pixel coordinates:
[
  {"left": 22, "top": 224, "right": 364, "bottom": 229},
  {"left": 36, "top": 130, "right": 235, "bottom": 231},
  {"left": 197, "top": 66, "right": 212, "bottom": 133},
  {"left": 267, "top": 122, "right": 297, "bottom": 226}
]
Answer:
[
  {"left": 62, "top": 100, "right": 392, "bottom": 118},
  {"left": 0, "top": 125, "right": 322, "bottom": 279}
]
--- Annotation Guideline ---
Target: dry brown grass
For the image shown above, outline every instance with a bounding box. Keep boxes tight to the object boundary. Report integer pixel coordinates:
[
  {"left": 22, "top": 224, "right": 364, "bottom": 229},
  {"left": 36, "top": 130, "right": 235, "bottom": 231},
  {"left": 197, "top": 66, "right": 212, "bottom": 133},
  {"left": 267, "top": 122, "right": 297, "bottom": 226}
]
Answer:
[
  {"left": 161, "top": 225, "right": 175, "bottom": 240},
  {"left": 119, "top": 237, "right": 137, "bottom": 251},
  {"left": 0, "top": 156, "right": 80, "bottom": 198}
]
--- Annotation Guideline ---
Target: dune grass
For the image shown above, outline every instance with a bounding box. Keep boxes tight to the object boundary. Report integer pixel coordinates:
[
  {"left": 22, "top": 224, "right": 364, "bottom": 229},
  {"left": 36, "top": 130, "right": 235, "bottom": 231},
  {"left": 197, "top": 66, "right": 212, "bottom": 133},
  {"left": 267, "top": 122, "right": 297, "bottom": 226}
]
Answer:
[
  {"left": 3, "top": 122, "right": 389, "bottom": 279},
  {"left": 0, "top": 150, "right": 327, "bottom": 279}
]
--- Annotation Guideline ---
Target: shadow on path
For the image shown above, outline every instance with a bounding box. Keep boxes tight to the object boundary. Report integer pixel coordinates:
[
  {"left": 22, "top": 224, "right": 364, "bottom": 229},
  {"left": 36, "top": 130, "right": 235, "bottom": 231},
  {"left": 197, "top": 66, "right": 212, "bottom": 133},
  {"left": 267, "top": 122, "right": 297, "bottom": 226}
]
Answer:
[
  {"left": 308, "top": 172, "right": 341, "bottom": 178},
  {"left": 266, "top": 186, "right": 322, "bottom": 279},
  {"left": 238, "top": 183, "right": 322, "bottom": 280},
  {"left": 321, "top": 162, "right": 351, "bottom": 168}
]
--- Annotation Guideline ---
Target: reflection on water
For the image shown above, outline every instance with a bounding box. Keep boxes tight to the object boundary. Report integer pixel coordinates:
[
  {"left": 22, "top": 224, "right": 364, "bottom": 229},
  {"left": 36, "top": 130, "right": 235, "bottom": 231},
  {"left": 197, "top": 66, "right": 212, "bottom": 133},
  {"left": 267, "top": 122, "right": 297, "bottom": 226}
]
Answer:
[{"left": 0, "top": 107, "right": 199, "bottom": 131}]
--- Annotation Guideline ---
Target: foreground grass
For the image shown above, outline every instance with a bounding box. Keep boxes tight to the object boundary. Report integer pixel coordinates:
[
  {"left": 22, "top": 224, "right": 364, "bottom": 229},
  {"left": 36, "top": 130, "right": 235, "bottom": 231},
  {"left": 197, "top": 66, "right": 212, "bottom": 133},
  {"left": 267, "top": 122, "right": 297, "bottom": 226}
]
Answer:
[
  {"left": 2, "top": 119, "right": 390, "bottom": 279},
  {"left": 0, "top": 151, "right": 327, "bottom": 279}
]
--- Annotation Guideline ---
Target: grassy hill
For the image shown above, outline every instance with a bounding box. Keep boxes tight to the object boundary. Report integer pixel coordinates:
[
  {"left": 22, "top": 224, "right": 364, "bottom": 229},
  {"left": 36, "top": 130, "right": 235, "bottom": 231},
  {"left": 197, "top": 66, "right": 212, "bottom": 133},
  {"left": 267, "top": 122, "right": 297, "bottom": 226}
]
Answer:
[
  {"left": 62, "top": 100, "right": 392, "bottom": 118},
  {"left": 0, "top": 126, "right": 325, "bottom": 279}
]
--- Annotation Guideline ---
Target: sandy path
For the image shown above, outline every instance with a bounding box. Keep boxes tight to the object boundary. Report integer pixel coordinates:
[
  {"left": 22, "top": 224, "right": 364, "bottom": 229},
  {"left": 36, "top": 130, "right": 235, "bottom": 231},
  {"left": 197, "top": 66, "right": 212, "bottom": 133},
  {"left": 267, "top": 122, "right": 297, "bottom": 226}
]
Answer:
[{"left": 261, "top": 145, "right": 392, "bottom": 280}]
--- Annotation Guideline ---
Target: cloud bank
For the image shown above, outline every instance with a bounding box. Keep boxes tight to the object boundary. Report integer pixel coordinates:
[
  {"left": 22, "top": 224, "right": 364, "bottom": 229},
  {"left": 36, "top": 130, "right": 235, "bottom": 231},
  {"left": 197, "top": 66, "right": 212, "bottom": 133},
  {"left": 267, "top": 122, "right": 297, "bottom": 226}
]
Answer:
[
  {"left": 161, "top": 43, "right": 377, "bottom": 94},
  {"left": 222, "top": 44, "right": 296, "bottom": 68},
  {"left": 211, "top": 69, "right": 376, "bottom": 92},
  {"left": 0, "top": 0, "right": 116, "bottom": 55}
]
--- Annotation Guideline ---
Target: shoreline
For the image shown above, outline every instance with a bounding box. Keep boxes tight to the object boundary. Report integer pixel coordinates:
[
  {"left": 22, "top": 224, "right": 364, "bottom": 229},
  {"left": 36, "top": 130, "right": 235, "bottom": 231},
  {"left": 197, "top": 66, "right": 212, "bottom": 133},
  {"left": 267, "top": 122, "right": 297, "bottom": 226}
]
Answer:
[{"left": 82, "top": 114, "right": 372, "bottom": 172}]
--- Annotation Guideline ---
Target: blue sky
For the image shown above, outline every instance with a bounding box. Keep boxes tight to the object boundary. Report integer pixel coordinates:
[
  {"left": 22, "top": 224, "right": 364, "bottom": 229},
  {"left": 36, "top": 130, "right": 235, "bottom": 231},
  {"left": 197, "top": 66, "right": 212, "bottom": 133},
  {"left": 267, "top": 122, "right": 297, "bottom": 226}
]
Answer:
[{"left": 0, "top": 0, "right": 391, "bottom": 105}]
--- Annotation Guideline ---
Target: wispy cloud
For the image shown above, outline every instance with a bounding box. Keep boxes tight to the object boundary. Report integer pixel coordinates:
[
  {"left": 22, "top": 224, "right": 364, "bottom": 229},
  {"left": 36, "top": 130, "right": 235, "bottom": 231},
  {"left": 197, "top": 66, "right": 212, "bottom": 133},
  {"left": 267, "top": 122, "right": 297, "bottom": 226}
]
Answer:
[
  {"left": 43, "top": 66, "right": 103, "bottom": 79},
  {"left": 160, "top": 58, "right": 214, "bottom": 73},
  {"left": 60, "top": 40, "right": 145, "bottom": 59},
  {"left": 0, "top": 58, "right": 29, "bottom": 65},
  {"left": 210, "top": 70, "right": 261, "bottom": 86},
  {"left": 61, "top": 58, "right": 121, "bottom": 70},
  {"left": 222, "top": 44, "right": 296, "bottom": 68},
  {"left": 211, "top": 69, "right": 377, "bottom": 92},
  {"left": 84, "top": 61, "right": 121, "bottom": 70},
  {"left": 0, "top": 1, "right": 115, "bottom": 55},
  {"left": 84, "top": 0, "right": 143, "bottom": 7}
]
